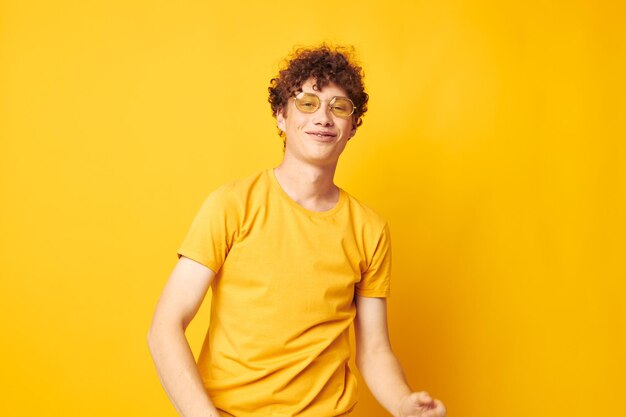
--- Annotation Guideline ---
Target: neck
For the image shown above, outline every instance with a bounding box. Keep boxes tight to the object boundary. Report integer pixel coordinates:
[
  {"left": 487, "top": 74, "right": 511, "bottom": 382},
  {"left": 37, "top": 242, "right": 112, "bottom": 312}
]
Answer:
[{"left": 273, "top": 159, "right": 340, "bottom": 212}]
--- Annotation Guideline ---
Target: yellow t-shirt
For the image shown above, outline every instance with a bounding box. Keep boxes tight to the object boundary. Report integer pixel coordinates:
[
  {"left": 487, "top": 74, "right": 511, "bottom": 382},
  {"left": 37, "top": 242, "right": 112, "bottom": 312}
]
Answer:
[{"left": 177, "top": 168, "right": 391, "bottom": 417}]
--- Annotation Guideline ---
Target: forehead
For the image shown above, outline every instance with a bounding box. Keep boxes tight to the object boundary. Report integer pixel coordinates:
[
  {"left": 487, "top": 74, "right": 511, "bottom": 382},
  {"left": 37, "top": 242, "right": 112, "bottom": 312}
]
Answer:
[{"left": 300, "top": 78, "right": 348, "bottom": 98}]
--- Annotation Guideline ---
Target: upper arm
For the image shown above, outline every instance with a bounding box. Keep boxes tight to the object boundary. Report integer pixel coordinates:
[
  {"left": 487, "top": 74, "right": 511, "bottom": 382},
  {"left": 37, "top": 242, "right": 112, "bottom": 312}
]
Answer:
[
  {"left": 354, "top": 295, "right": 393, "bottom": 364},
  {"left": 149, "top": 256, "right": 216, "bottom": 332}
]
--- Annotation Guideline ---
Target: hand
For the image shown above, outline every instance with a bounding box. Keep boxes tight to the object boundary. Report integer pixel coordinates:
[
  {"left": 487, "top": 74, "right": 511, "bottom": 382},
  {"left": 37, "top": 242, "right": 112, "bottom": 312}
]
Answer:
[{"left": 397, "top": 391, "right": 446, "bottom": 417}]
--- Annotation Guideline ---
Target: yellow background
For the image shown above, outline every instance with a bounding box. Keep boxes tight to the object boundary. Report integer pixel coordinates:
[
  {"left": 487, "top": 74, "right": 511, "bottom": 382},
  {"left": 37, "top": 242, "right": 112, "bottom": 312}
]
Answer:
[{"left": 1, "top": 1, "right": 624, "bottom": 416}]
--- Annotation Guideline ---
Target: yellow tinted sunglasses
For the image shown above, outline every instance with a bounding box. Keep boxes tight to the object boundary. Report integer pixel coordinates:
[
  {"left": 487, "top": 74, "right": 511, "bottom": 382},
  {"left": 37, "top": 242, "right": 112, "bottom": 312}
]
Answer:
[{"left": 292, "top": 91, "right": 356, "bottom": 119}]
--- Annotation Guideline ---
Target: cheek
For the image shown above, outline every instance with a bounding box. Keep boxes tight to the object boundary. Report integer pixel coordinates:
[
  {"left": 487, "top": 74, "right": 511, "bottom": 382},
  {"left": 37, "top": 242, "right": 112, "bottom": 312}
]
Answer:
[
  {"left": 339, "top": 120, "right": 353, "bottom": 135},
  {"left": 291, "top": 115, "right": 309, "bottom": 130}
]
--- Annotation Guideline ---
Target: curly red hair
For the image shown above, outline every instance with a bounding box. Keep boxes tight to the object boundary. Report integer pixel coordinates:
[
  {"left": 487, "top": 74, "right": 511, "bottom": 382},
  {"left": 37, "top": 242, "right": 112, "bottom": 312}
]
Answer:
[{"left": 268, "top": 44, "right": 369, "bottom": 140}]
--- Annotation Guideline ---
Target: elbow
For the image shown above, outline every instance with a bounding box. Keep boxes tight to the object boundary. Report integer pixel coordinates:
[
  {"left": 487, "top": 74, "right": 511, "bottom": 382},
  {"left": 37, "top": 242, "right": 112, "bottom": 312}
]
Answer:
[
  {"left": 146, "top": 319, "right": 166, "bottom": 353},
  {"left": 355, "top": 345, "right": 394, "bottom": 370},
  {"left": 356, "top": 353, "right": 373, "bottom": 374},
  {"left": 146, "top": 324, "right": 157, "bottom": 353},
  {"left": 146, "top": 317, "right": 184, "bottom": 353}
]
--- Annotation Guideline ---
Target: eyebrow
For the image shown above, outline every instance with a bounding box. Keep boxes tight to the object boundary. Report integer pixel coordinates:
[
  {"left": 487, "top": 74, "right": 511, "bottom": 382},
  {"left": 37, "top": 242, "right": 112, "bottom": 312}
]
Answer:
[{"left": 298, "top": 91, "right": 350, "bottom": 100}]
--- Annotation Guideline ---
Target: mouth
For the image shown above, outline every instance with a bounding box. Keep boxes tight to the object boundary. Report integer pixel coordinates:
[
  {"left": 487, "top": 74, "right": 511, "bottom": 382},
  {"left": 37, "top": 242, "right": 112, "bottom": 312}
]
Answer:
[{"left": 306, "top": 131, "right": 337, "bottom": 141}]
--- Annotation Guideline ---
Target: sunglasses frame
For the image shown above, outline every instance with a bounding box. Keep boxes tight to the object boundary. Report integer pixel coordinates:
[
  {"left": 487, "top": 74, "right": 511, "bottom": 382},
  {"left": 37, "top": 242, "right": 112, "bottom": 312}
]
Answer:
[{"left": 292, "top": 91, "right": 357, "bottom": 119}]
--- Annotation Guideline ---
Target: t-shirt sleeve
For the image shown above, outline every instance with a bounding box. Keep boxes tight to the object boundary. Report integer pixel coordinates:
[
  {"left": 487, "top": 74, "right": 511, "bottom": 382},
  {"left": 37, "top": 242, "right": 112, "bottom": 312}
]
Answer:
[
  {"left": 176, "top": 186, "right": 241, "bottom": 273},
  {"left": 356, "top": 222, "right": 392, "bottom": 298}
]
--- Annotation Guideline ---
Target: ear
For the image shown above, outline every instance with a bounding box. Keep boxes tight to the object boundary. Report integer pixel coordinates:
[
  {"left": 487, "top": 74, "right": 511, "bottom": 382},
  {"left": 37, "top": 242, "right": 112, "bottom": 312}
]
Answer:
[
  {"left": 277, "top": 108, "right": 287, "bottom": 134},
  {"left": 347, "top": 123, "right": 357, "bottom": 141}
]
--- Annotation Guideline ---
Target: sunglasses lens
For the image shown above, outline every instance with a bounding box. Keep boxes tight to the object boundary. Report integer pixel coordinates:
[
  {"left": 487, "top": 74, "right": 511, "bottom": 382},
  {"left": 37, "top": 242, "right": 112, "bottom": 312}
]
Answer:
[
  {"left": 294, "top": 93, "right": 319, "bottom": 113},
  {"left": 330, "top": 97, "right": 355, "bottom": 118},
  {"left": 294, "top": 92, "right": 355, "bottom": 118}
]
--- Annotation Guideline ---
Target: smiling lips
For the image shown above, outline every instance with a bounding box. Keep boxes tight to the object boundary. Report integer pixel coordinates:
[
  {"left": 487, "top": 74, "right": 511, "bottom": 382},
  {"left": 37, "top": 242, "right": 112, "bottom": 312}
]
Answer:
[{"left": 306, "top": 130, "right": 337, "bottom": 139}]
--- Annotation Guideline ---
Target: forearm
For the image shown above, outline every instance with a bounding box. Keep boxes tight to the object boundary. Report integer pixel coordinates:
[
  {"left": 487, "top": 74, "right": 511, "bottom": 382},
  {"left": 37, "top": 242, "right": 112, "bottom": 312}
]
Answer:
[
  {"left": 357, "top": 349, "right": 412, "bottom": 417},
  {"left": 148, "top": 325, "right": 220, "bottom": 417}
]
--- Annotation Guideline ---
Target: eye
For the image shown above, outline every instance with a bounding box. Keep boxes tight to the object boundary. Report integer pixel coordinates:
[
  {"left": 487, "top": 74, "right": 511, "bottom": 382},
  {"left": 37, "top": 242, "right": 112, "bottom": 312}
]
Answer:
[
  {"left": 331, "top": 98, "right": 353, "bottom": 112},
  {"left": 295, "top": 94, "right": 320, "bottom": 112}
]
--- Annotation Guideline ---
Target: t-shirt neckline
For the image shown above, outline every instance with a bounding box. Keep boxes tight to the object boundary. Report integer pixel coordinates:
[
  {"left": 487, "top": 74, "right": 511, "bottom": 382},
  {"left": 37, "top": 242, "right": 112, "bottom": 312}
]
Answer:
[{"left": 266, "top": 168, "right": 346, "bottom": 218}]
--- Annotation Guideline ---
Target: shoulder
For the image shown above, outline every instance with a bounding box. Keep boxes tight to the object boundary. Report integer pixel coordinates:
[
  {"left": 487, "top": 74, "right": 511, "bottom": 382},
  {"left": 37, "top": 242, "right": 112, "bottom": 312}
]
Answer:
[
  {"left": 342, "top": 190, "right": 389, "bottom": 234},
  {"left": 193, "top": 170, "right": 268, "bottom": 218},
  {"left": 206, "top": 169, "right": 267, "bottom": 200},
  {"left": 215, "top": 169, "right": 265, "bottom": 191}
]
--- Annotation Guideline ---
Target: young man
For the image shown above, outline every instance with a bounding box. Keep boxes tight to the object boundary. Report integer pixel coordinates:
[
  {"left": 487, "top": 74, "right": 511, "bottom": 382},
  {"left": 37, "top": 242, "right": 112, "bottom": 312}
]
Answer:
[{"left": 148, "top": 45, "right": 446, "bottom": 417}]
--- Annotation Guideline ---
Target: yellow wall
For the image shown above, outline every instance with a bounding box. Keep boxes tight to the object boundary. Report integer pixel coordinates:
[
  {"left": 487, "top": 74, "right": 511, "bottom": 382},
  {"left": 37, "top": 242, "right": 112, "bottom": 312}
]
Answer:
[{"left": 1, "top": 1, "right": 624, "bottom": 416}]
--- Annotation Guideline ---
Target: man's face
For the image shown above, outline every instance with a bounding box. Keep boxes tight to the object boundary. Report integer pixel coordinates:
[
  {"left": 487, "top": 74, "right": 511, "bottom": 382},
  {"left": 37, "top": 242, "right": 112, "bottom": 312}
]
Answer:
[{"left": 277, "top": 78, "right": 357, "bottom": 168}]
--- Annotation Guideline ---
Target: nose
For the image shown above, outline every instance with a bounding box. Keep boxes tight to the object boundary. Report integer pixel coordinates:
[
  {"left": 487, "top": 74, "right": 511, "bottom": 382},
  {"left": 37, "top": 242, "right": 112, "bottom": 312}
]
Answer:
[{"left": 313, "top": 104, "right": 334, "bottom": 126}]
